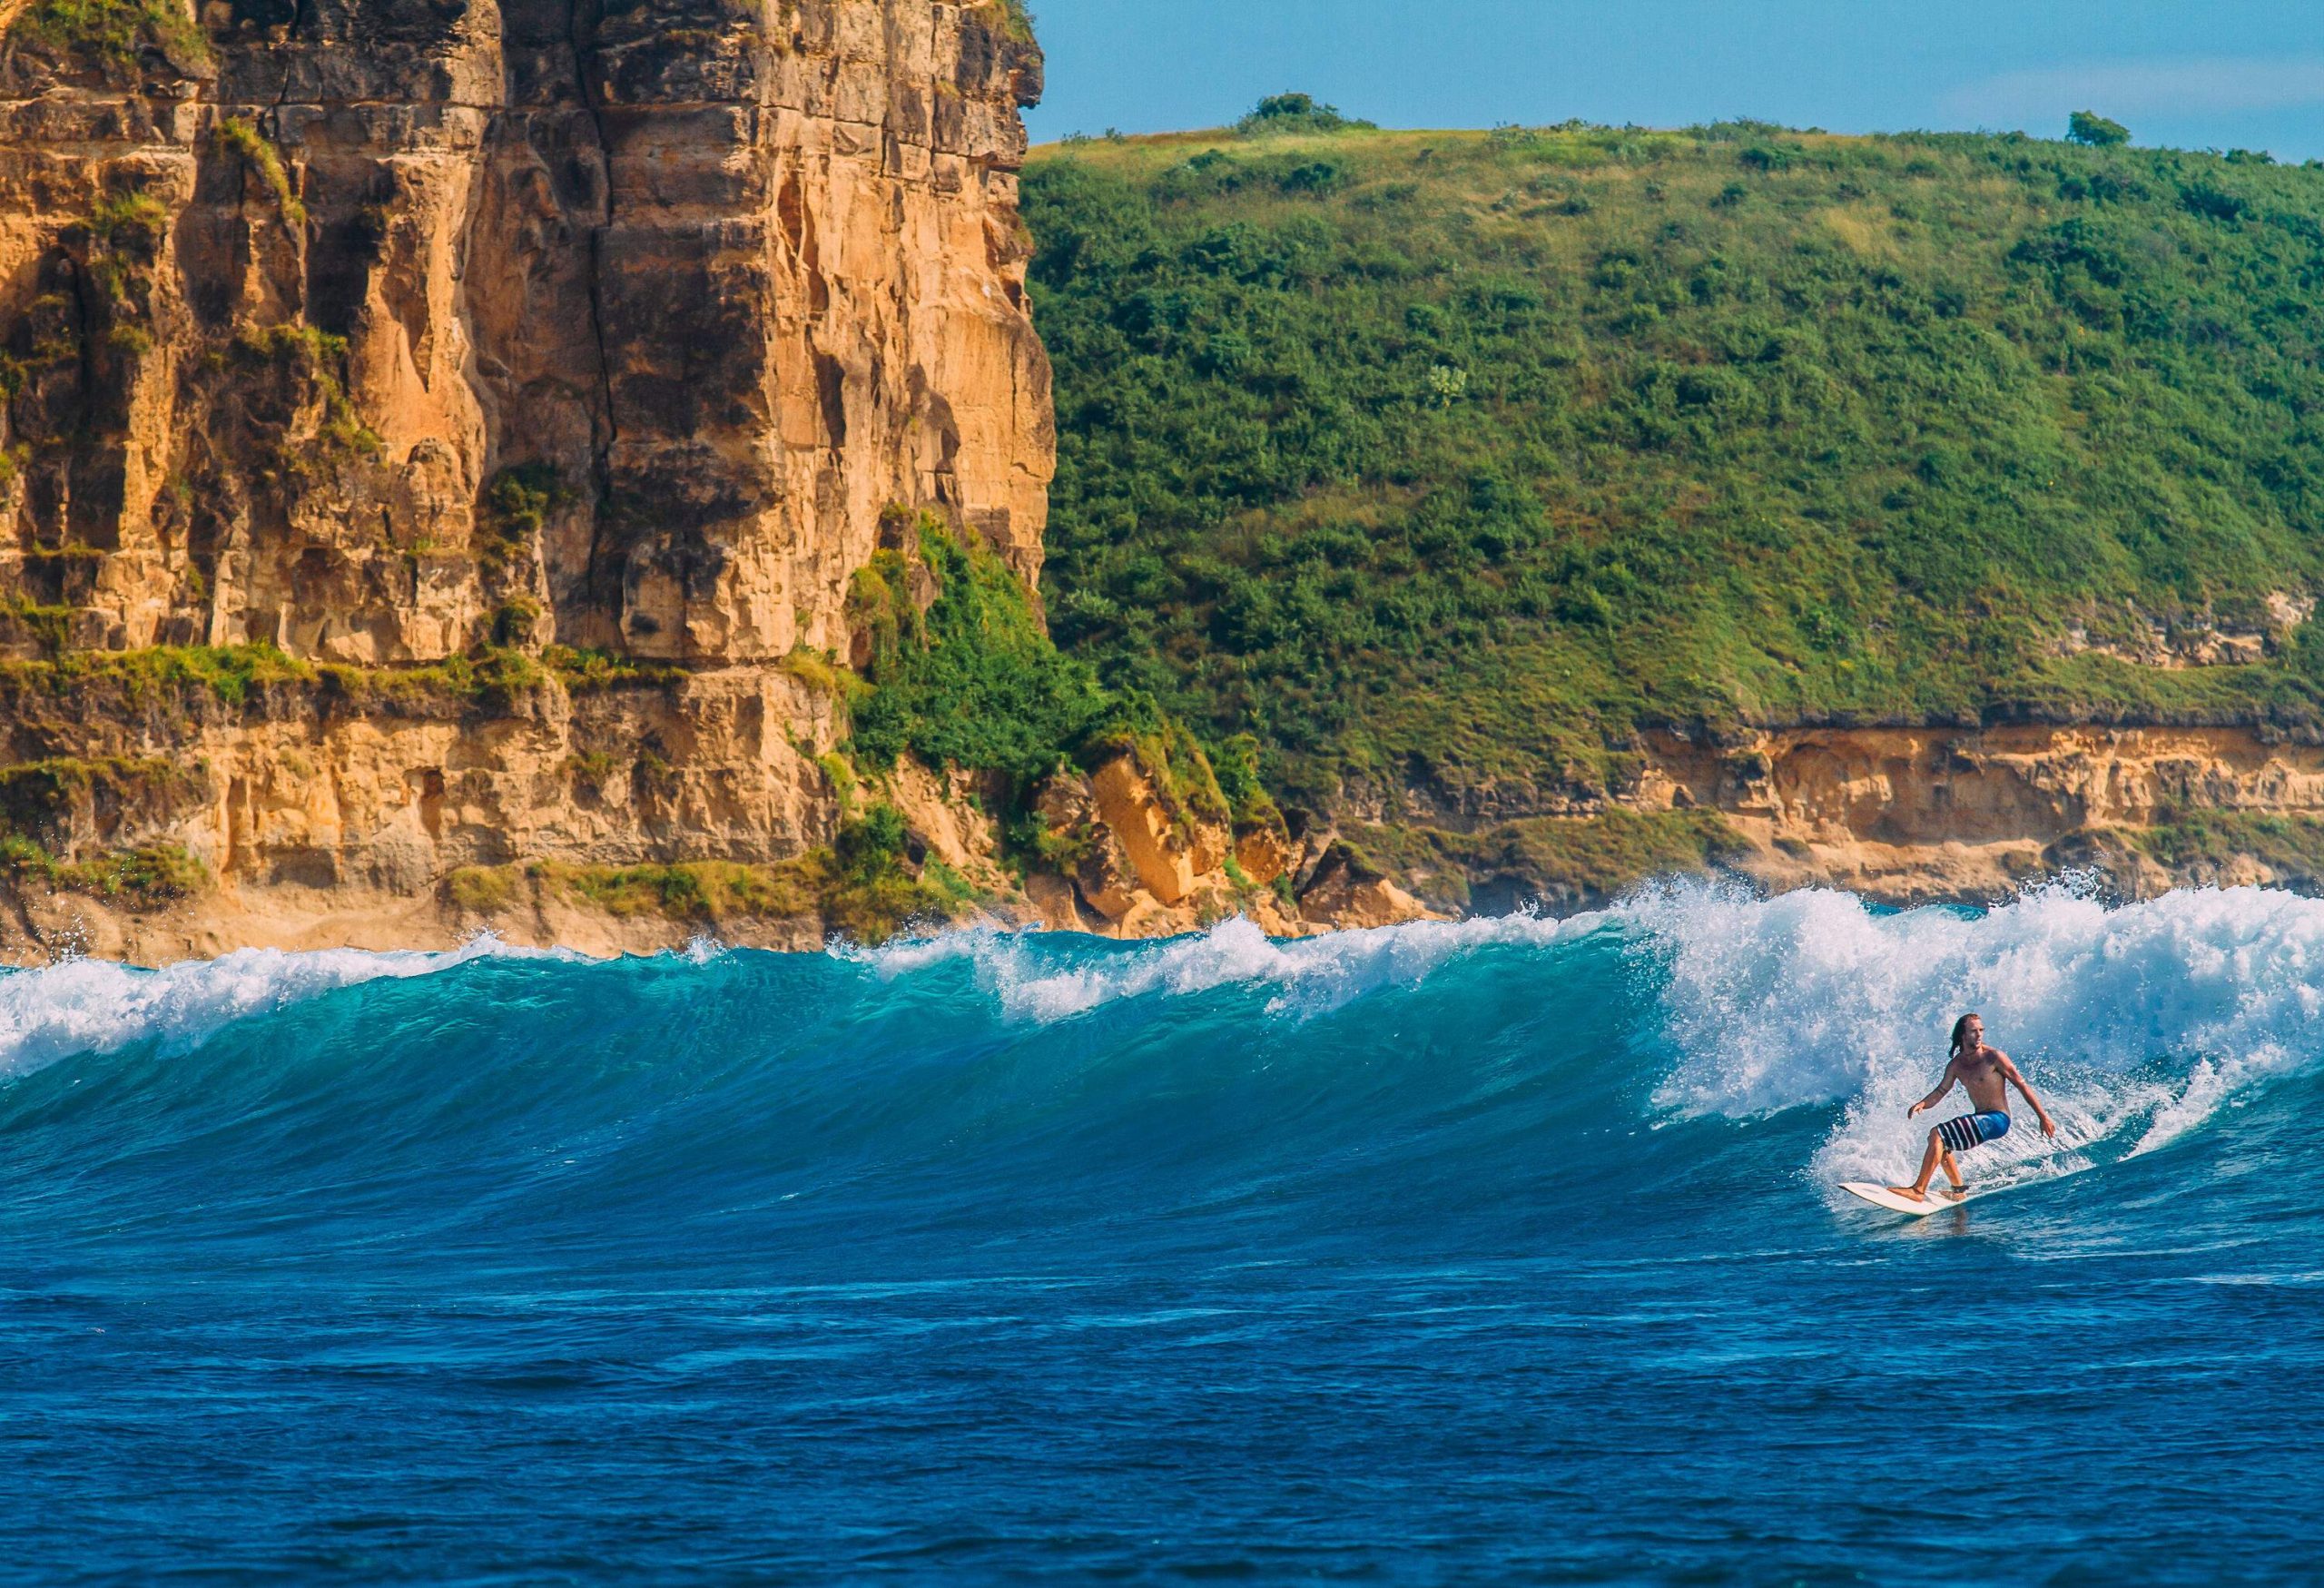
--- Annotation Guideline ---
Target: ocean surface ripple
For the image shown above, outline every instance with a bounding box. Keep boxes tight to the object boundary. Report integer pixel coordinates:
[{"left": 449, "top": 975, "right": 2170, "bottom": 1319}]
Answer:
[{"left": 3, "top": 880, "right": 2319, "bottom": 1583}]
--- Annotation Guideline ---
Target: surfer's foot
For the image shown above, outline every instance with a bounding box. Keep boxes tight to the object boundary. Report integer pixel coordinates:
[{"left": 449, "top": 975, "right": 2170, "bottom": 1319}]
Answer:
[{"left": 1885, "top": 1185, "right": 1928, "bottom": 1202}]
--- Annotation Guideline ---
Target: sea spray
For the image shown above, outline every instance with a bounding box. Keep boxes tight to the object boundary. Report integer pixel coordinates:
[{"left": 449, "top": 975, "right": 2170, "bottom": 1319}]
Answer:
[{"left": 1628, "top": 877, "right": 2324, "bottom": 1192}]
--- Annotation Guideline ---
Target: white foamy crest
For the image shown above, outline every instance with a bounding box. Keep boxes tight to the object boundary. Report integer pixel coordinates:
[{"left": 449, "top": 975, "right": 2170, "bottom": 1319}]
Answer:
[
  {"left": 680, "top": 933, "right": 730, "bottom": 964},
  {"left": 855, "top": 910, "right": 1612, "bottom": 1022},
  {"left": 1630, "top": 877, "right": 2324, "bottom": 1183},
  {"left": 0, "top": 933, "right": 565, "bottom": 1078}
]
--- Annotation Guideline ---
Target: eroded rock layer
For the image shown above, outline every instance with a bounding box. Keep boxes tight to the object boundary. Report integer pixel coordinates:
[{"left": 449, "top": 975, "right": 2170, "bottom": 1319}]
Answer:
[
  {"left": 1651, "top": 725, "right": 2324, "bottom": 902},
  {"left": 1364, "top": 724, "right": 2324, "bottom": 917},
  {"left": 0, "top": 662, "right": 1359, "bottom": 962}
]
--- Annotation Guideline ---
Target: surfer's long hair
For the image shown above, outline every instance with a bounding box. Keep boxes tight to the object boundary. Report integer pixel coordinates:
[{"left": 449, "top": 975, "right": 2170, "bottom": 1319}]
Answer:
[{"left": 1950, "top": 1013, "right": 1980, "bottom": 1060}]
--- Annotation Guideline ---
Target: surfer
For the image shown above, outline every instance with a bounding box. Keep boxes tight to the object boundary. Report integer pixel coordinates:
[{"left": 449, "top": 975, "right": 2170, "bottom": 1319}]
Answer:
[{"left": 1887, "top": 1013, "right": 2056, "bottom": 1203}]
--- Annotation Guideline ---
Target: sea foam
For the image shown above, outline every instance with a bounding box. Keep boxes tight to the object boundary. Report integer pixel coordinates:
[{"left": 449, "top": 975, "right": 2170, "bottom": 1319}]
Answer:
[
  {"left": 852, "top": 908, "right": 1610, "bottom": 1021},
  {"left": 0, "top": 933, "right": 565, "bottom": 1078}
]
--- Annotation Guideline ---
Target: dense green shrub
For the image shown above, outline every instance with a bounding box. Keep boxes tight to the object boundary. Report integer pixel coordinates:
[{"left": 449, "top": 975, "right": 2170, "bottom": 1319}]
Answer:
[
  {"left": 835, "top": 804, "right": 909, "bottom": 879},
  {"left": 843, "top": 514, "right": 1116, "bottom": 784},
  {"left": 478, "top": 464, "right": 568, "bottom": 576},
  {"left": 1237, "top": 94, "right": 1375, "bottom": 136},
  {"left": 842, "top": 512, "right": 1252, "bottom": 863}
]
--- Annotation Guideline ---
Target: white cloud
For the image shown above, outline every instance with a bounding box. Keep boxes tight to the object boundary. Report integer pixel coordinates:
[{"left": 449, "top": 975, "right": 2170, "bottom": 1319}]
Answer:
[{"left": 1947, "top": 56, "right": 2324, "bottom": 127}]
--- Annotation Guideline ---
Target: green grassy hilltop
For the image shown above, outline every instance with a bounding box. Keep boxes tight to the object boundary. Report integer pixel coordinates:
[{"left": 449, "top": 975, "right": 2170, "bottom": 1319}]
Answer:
[{"left": 1024, "top": 110, "right": 2324, "bottom": 863}]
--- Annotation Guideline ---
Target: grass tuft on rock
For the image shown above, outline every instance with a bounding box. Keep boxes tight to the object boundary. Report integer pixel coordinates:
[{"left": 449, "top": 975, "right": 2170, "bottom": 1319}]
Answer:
[
  {"left": 1, "top": 834, "right": 205, "bottom": 905},
  {"left": 10, "top": 0, "right": 209, "bottom": 74},
  {"left": 216, "top": 116, "right": 305, "bottom": 225},
  {"left": 2135, "top": 810, "right": 2324, "bottom": 882}
]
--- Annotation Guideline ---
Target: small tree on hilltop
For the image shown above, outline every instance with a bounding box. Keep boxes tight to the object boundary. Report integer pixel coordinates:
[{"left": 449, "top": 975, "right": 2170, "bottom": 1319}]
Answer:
[
  {"left": 1237, "top": 93, "right": 1377, "bottom": 135},
  {"left": 2067, "top": 110, "right": 2131, "bottom": 147}
]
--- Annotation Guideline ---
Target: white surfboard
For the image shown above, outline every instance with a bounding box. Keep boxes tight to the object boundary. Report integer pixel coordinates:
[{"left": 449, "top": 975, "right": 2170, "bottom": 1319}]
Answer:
[{"left": 1839, "top": 1181, "right": 1977, "bottom": 1217}]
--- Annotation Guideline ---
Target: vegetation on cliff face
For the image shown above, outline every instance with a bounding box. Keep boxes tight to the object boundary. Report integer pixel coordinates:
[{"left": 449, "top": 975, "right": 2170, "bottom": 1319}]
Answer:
[
  {"left": 840, "top": 510, "right": 1257, "bottom": 861},
  {"left": 1025, "top": 116, "right": 2324, "bottom": 834},
  {"left": 0, "top": 640, "right": 684, "bottom": 715},
  {"left": 1, "top": 834, "right": 203, "bottom": 905},
  {"left": 845, "top": 513, "right": 1115, "bottom": 785},
  {"left": 0, "top": 754, "right": 205, "bottom": 909},
  {"left": 990, "top": 0, "right": 1037, "bottom": 45},
  {"left": 215, "top": 116, "right": 305, "bottom": 226}
]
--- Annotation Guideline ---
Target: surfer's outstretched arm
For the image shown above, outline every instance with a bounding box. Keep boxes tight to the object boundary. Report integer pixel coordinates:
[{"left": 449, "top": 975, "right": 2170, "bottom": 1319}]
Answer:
[
  {"left": 1995, "top": 1050, "right": 2058, "bottom": 1139},
  {"left": 1905, "top": 1059, "right": 1958, "bottom": 1118}
]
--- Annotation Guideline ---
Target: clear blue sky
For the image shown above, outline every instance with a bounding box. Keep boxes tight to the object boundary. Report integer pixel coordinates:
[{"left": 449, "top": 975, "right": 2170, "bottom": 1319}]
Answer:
[{"left": 1023, "top": 1, "right": 2324, "bottom": 162}]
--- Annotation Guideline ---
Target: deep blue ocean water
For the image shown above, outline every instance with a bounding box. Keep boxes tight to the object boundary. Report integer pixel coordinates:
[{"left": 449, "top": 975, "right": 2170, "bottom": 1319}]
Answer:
[{"left": 3, "top": 879, "right": 2320, "bottom": 1583}]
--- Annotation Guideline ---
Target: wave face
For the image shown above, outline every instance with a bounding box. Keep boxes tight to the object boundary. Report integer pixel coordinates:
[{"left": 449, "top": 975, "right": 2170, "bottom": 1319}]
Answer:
[{"left": 4, "top": 883, "right": 2321, "bottom": 1582}]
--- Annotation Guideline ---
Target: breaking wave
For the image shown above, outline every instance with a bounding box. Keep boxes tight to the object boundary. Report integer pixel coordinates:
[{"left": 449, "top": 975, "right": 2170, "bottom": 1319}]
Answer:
[{"left": 3, "top": 879, "right": 2320, "bottom": 1245}]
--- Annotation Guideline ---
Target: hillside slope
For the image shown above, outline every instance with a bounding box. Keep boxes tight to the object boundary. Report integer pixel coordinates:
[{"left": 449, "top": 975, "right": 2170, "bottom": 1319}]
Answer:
[{"left": 1025, "top": 115, "right": 2324, "bottom": 907}]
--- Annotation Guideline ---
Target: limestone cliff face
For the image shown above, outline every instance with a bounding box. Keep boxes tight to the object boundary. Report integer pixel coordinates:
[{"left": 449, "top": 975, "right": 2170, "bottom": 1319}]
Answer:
[
  {"left": 0, "top": 661, "right": 853, "bottom": 960},
  {"left": 0, "top": 0, "right": 1128, "bottom": 961},
  {"left": 0, "top": 0, "right": 1050, "bottom": 664}
]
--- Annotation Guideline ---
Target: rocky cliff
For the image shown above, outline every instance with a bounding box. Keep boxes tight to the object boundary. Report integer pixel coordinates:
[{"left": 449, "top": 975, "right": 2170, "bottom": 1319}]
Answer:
[
  {"left": 0, "top": 0, "right": 1050, "bottom": 660},
  {"left": 1657, "top": 724, "right": 2324, "bottom": 902},
  {"left": 0, "top": 0, "right": 1420, "bottom": 962}
]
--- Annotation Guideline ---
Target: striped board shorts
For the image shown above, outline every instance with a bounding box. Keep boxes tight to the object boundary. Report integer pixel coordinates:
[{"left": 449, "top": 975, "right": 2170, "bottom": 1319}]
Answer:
[{"left": 1937, "top": 1110, "right": 2011, "bottom": 1154}]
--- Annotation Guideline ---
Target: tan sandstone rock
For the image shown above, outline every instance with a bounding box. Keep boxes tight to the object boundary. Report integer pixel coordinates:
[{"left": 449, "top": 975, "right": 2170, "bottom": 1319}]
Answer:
[
  {"left": 0, "top": 0, "right": 1050, "bottom": 666},
  {"left": 1086, "top": 751, "right": 1235, "bottom": 907},
  {"left": 1298, "top": 842, "right": 1446, "bottom": 932},
  {"left": 1233, "top": 824, "right": 1292, "bottom": 887}
]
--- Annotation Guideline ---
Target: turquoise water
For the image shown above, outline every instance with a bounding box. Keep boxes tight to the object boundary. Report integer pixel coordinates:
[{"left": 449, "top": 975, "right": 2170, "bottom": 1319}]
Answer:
[{"left": 2, "top": 881, "right": 2319, "bottom": 1582}]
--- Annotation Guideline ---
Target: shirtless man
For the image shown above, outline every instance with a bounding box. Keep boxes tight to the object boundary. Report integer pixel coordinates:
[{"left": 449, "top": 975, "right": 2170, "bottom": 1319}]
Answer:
[{"left": 1888, "top": 1013, "right": 2057, "bottom": 1203}]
